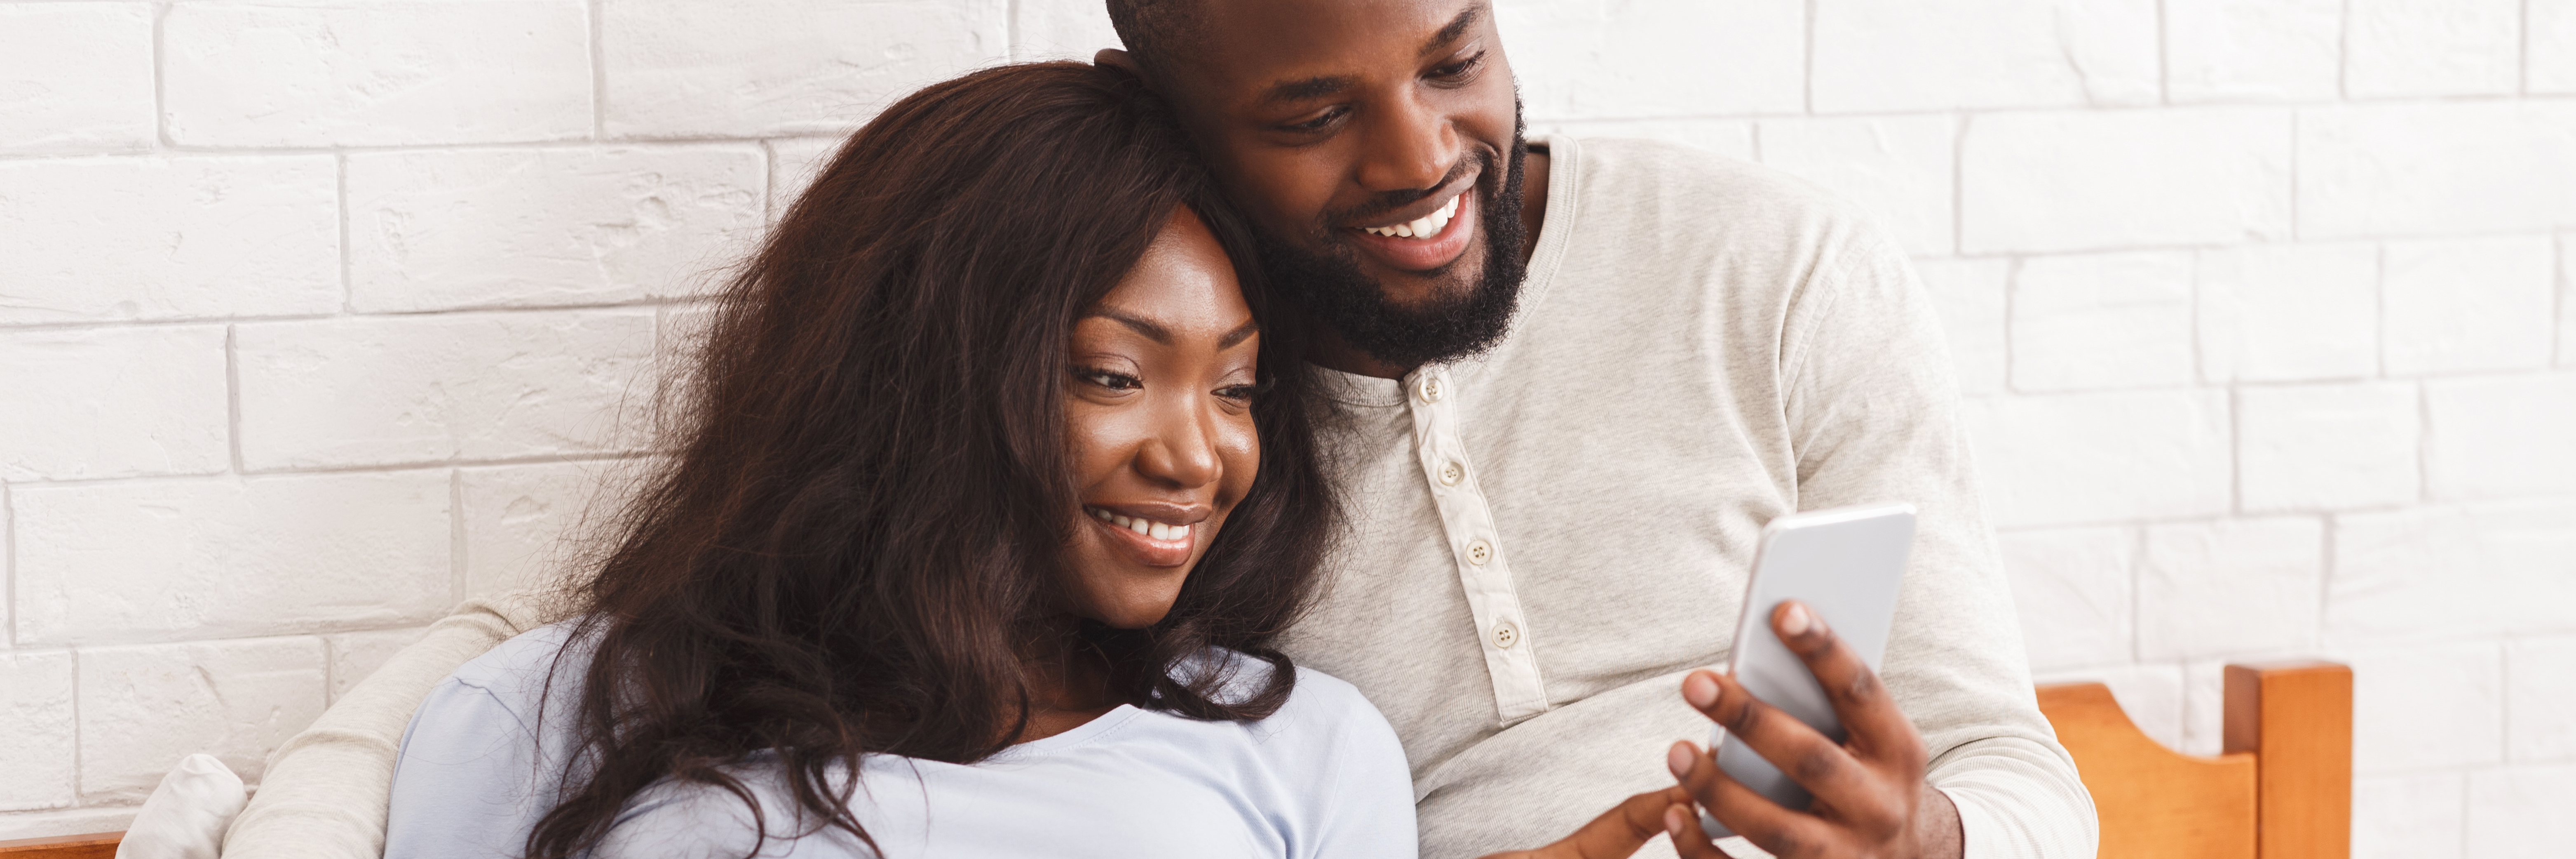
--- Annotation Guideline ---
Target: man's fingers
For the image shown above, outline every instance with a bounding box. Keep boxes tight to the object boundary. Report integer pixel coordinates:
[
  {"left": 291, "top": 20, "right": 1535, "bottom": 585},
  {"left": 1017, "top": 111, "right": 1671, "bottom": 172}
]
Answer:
[
  {"left": 1680, "top": 670, "right": 1879, "bottom": 810},
  {"left": 1477, "top": 788, "right": 1694, "bottom": 859},
  {"left": 1769, "top": 601, "right": 1920, "bottom": 765},
  {"left": 1667, "top": 740, "right": 1840, "bottom": 857},
  {"left": 1660, "top": 805, "right": 1739, "bottom": 859}
]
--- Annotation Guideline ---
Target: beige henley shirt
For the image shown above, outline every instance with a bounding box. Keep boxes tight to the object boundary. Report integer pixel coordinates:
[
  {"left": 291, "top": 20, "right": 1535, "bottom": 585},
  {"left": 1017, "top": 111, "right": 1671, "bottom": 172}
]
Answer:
[{"left": 1272, "top": 136, "right": 2092, "bottom": 858}]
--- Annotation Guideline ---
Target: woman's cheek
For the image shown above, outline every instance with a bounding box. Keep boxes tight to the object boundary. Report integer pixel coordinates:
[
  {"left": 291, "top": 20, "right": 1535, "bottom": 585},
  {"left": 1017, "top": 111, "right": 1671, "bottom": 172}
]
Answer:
[{"left": 1215, "top": 415, "right": 1261, "bottom": 506}]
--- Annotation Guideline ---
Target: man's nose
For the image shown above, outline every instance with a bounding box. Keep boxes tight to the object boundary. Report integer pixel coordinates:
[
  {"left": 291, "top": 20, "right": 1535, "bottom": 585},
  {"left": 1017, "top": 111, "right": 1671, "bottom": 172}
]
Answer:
[{"left": 1353, "top": 90, "right": 1461, "bottom": 194}]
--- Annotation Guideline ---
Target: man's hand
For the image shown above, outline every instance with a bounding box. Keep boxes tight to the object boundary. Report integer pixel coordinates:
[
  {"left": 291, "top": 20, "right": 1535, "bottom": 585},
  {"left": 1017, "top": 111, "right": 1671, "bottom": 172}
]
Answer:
[
  {"left": 1659, "top": 601, "right": 1964, "bottom": 859},
  {"left": 1478, "top": 787, "right": 1697, "bottom": 859}
]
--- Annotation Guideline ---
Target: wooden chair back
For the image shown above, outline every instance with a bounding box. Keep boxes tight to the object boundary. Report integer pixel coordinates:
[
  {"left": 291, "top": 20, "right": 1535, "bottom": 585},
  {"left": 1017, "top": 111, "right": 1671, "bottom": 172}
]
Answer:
[
  {"left": 2037, "top": 660, "right": 2352, "bottom": 859},
  {"left": 0, "top": 832, "right": 115, "bottom": 859}
]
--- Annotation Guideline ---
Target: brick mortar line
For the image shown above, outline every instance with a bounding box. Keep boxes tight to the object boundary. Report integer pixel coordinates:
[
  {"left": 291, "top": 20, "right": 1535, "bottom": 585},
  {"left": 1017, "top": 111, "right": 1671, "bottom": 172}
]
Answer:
[
  {"left": 1802, "top": 0, "right": 1816, "bottom": 115},
  {"left": 336, "top": 153, "right": 352, "bottom": 314},
  {"left": 4, "top": 482, "right": 13, "bottom": 650},
  {"left": 0, "top": 138, "right": 786, "bottom": 161},
  {"left": 3, "top": 92, "right": 2568, "bottom": 164},
  {"left": 1986, "top": 489, "right": 2576, "bottom": 533},
  {"left": 1947, "top": 229, "right": 2568, "bottom": 261},
  {"left": 225, "top": 325, "right": 244, "bottom": 475},
  {"left": 3, "top": 452, "right": 659, "bottom": 491},
  {"left": 69, "top": 647, "right": 83, "bottom": 806},
  {"left": 0, "top": 299, "right": 689, "bottom": 335},
  {"left": 450, "top": 470, "right": 468, "bottom": 609},
  {"left": 150, "top": 1, "right": 171, "bottom": 151},
  {"left": 589, "top": 0, "right": 606, "bottom": 140},
  {"left": 2337, "top": 0, "right": 2354, "bottom": 100}
]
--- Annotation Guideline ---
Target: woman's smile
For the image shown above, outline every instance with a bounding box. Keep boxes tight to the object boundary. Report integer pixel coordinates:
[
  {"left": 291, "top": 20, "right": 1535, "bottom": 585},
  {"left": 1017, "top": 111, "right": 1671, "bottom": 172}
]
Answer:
[{"left": 1082, "top": 504, "right": 1206, "bottom": 567}]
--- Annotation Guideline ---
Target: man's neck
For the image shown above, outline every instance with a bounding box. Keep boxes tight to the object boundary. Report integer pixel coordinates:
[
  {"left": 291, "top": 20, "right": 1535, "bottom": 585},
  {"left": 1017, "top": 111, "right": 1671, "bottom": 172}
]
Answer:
[{"left": 1308, "top": 148, "right": 1551, "bottom": 381}]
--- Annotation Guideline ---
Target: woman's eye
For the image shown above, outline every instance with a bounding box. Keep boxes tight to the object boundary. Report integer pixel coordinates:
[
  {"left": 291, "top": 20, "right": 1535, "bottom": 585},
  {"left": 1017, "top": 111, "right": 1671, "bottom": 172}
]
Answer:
[
  {"left": 1281, "top": 106, "right": 1347, "bottom": 133},
  {"left": 1076, "top": 367, "right": 1142, "bottom": 391},
  {"left": 1216, "top": 382, "right": 1270, "bottom": 402}
]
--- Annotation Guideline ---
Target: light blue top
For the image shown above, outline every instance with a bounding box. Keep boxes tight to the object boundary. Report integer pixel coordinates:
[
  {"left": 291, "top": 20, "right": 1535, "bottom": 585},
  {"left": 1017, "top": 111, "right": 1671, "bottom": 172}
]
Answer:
[{"left": 383, "top": 622, "right": 1418, "bottom": 859}]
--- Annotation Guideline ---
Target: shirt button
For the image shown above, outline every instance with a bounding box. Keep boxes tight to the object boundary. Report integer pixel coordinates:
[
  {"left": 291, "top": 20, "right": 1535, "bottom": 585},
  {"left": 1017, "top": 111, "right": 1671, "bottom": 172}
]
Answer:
[
  {"left": 1416, "top": 374, "right": 1445, "bottom": 403},
  {"left": 1465, "top": 538, "right": 1493, "bottom": 565},
  {"left": 1438, "top": 460, "right": 1465, "bottom": 486},
  {"left": 1491, "top": 621, "right": 1520, "bottom": 649}
]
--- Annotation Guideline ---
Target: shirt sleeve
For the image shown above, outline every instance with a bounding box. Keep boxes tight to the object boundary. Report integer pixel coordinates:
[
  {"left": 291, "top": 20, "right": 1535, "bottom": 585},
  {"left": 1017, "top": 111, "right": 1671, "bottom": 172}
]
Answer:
[
  {"left": 382, "top": 676, "right": 560, "bottom": 859},
  {"left": 1301, "top": 679, "right": 1422, "bottom": 859},
  {"left": 223, "top": 591, "right": 555, "bottom": 859},
  {"left": 1777, "top": 225, "right": 2099, "bottom": 859}
]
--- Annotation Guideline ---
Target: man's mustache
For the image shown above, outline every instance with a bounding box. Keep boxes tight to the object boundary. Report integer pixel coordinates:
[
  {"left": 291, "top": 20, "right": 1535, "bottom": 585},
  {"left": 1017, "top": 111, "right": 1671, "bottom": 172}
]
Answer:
[{"left": 1321, "top": 152, "right": 1487, "bottom": 233}]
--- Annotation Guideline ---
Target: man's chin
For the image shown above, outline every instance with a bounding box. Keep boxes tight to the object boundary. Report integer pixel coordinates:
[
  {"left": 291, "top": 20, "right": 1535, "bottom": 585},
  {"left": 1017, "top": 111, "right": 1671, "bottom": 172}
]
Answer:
[{"left": 1351, "top": 246, "right": 1483, "bottom": 309}]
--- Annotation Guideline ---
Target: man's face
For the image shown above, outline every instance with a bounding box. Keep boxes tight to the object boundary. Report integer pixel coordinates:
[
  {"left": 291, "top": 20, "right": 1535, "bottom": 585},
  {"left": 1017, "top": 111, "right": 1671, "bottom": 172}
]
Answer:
[{"left": 1156, "top": 0, "right": 1529, "bottom": 368}]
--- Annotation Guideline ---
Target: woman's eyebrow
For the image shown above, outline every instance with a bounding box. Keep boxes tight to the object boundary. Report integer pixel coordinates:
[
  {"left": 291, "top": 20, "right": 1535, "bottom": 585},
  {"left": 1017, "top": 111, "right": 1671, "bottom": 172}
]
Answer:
[
  {"left": 1081, "top": 309, "right": 1260, "bottom": 349},
  {"left": 1220, "top": 319, "right": 1261, "bottom": 349},
  {"left": 1084, "top": 308, "right": 1172, "bottom": 344}
]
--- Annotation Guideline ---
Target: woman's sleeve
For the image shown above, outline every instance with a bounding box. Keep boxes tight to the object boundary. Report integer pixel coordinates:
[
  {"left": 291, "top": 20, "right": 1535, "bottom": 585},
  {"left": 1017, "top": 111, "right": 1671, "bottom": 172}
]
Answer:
[
  {"left": 1302, "top": 680, "right": 1420, "bottom": 859},
  {"left": 380, "top": 675, "right": 555, "bottom": 859},
  {"left": 221, "top": 591, "right": 558, "bottom": 859}
]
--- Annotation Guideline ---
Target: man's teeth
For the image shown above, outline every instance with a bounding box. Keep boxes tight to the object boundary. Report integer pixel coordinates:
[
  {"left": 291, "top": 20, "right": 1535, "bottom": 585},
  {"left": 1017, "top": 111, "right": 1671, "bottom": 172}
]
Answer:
[
  {"left": 1362, "top": 193, "right": 1461, "bottom": 239},
  {"left": 1089, "top": 507, "right": 1187, "bottom": 541}
]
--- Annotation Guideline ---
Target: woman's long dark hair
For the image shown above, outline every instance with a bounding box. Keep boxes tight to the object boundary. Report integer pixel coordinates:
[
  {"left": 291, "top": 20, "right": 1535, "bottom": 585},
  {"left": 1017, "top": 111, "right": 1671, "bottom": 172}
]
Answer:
[{"left": 525, "top": 62, "right": 1335, "bottom": 858}]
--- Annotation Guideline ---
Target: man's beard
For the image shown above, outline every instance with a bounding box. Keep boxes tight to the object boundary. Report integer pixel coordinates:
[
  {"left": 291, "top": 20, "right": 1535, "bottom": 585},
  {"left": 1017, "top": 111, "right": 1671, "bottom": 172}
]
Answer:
[{"left": 1255, "top": 116, "right": 1530, "bottom": 370}]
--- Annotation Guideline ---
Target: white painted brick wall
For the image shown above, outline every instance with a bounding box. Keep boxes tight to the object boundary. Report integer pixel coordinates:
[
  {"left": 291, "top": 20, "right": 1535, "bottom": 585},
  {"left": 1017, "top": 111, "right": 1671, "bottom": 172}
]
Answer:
[
  {"left": 2196, "top": 242, "right": 2379, "bottom": 382},
  {"left": 2354, "top": 774, "right": 2465, "bottom": 859},
  {"left": 2010, "top": 252, "right": 2196, "bottom": 391},
  {"left": 2345, "top": 0, "right": 2524, "bottom": 98},
  {"left": 2, "top": 1, "right": 2569, "bottom": 852},
  {"left": 162, "top": 2, "right": 596, "bottom": 147},
  {"left": 2238, "top": 381, "right": 2421, "bottom": 511},
  {"left": 0, "top": 157, "right": 341, "bottom": 325},
  {"left": 1962, "top": 108, "right": 2294, "bottom": 254},
  {"left": 0, "top": 5, "right": 155, "bottom": 152}
]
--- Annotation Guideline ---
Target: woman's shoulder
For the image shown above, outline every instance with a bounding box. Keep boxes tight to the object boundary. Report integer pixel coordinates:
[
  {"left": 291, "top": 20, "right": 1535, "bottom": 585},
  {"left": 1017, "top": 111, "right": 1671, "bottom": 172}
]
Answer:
[
  {"left": 1172, "top": 650, "right": 1398, "bottom": 753},
  {"left": 1177, "top": 649, "right": 1369, "bottom": 711},
  {"left": 427, "top": 619, "right": 595, "bottom": 721}
]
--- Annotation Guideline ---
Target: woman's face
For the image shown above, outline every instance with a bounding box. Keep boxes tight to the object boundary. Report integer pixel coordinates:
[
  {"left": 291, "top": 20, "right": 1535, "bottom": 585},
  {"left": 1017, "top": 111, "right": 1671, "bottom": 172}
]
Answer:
[{"left": 1060, "top": 207, "right": 1264, "bottom": 629}]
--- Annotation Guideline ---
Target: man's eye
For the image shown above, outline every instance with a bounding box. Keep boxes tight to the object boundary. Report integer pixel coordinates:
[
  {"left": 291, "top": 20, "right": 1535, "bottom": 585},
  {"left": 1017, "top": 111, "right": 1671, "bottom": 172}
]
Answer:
[
  {"left": 1076, "top": 367, "right": 1142, "bottom": 391},
  {"left": 1431, "top": 51, "right": 1486, "bottom": 81}
]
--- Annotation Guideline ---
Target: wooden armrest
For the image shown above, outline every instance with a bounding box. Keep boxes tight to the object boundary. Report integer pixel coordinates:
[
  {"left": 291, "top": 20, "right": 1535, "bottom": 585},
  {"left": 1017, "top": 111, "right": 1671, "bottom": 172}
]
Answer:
[
  {"left": 0, "top": 832, "right": 120, "bottom": 859},
  {"left": 2038, "top": 659, "right": 2352, "bottom": 859}
]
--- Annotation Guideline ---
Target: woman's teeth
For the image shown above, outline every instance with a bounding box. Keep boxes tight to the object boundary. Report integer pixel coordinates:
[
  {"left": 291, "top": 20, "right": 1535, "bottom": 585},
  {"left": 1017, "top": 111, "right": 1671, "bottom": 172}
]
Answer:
[
  {"left": 1361, "top": 193, "right": 1460, "bottom": 240},
  {"left": 1089, "top": 507, "right": 1187, "bottom": 541}
]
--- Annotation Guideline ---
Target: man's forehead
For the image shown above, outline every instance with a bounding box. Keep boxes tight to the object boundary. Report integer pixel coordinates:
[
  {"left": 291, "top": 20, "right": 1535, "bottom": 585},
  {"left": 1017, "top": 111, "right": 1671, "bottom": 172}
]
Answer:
[{"left": 1186, "top": 0, "right": 1487, "bottom": 99}]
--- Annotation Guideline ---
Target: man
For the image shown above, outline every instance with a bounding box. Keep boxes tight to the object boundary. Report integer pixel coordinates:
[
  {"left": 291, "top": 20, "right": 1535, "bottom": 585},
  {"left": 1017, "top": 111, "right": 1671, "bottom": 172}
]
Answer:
[
  {"left": 224, "top": 3, "right": 2090, "bottom": 858},
  {"left": 1091, "top": 1, "right": 2090, "bottom": 857}
]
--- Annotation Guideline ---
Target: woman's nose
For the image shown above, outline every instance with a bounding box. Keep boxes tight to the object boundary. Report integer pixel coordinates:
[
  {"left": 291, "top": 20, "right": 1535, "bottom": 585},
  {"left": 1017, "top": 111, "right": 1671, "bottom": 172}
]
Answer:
[{"left": 1134, "top": 405, "right": 1222, "bottom": 489}]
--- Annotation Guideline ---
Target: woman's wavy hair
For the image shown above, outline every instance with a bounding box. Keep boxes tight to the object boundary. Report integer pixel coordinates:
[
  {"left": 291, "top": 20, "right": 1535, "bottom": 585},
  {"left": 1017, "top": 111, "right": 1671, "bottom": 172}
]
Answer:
[{"left": 526, "top": 62, "right": 1335, "bottom": 858}]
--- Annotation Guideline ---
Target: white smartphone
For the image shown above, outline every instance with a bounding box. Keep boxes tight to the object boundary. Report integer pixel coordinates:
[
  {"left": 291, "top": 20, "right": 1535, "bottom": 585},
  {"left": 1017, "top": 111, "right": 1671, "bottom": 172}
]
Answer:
[{"left": 1699, "top": 502, "right": 1916, "bottom": 840}]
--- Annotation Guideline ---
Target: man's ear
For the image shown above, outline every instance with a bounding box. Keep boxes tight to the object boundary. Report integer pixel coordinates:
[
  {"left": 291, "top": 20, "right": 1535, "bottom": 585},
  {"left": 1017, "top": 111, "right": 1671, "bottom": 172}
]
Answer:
[{"left": 1094, "top": 48, "right": 1147, "bottom": 79}]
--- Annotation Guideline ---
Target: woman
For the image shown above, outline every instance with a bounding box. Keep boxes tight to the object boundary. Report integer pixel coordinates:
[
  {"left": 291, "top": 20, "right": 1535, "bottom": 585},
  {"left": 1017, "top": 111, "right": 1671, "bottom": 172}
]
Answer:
[{"left": 381, "top": 63, "right": 1405, "bottom": 858}]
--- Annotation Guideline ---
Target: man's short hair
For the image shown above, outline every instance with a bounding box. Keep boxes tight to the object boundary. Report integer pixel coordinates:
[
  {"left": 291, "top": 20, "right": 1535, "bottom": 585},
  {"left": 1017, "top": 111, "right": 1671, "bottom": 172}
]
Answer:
[{"left": 1104, "top": 0, "right": 1207, "bottom": 78}]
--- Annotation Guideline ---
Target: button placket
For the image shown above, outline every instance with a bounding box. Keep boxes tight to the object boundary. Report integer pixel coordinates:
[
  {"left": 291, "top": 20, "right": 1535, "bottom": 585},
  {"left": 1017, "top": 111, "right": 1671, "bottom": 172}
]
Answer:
[{"left": 1405, "top": 367, "right": 1548, "bottom": 724}]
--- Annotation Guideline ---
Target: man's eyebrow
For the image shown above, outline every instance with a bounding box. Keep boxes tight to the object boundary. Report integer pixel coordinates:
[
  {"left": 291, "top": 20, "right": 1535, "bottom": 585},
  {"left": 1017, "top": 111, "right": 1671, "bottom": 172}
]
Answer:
[
  {"left": 1084, "top": 308, "right": 1172, "bottom": 344},
  {"left": 1218, "top": 318, "right": 1261, "bottom": 350},
  {"left": 1419, "top": 3, "right": 1485, "bottom": 58},
  {"left": 1260, "top": 75, "right": 1356, "bottom": 105}
]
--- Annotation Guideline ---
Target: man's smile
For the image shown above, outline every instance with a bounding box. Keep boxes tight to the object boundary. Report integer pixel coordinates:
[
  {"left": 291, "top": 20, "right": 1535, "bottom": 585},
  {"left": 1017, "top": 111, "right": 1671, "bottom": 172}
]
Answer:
[{"left": 1343, "top": 183, "right": 1478, "bottom": 273}]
